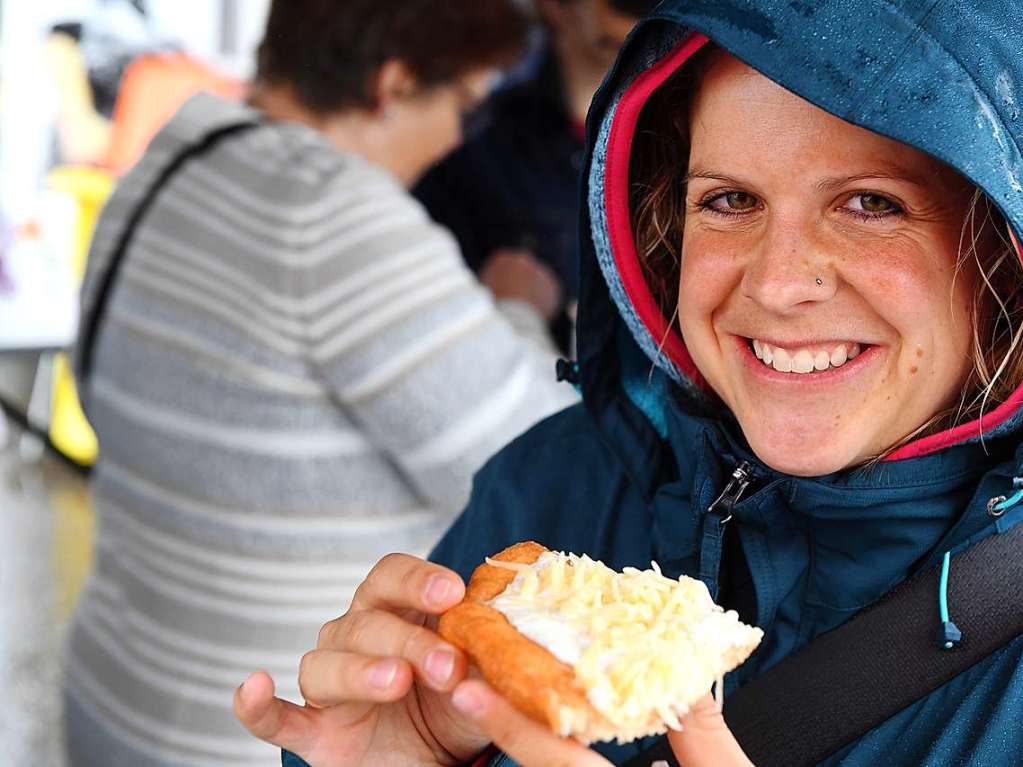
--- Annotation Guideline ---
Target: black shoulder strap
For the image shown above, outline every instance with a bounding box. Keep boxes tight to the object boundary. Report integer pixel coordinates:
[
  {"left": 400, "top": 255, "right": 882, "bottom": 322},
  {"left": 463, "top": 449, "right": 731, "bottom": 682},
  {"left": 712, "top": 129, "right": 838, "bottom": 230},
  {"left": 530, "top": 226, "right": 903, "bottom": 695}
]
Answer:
[
  {"left": 626, "top": 521, "right": 1023, "bottom": 767},
  {"left": 77, "top": 120, "right": 259, "bottom": 387}
]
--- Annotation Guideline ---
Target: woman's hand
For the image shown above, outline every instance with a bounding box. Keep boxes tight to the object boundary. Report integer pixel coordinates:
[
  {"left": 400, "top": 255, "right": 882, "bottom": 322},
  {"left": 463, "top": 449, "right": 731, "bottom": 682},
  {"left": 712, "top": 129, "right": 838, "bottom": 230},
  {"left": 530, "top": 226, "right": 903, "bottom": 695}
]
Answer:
[
  {"left": 480, "top": 249, "right": 563, "bottom": 322},
  {"left": 668, "top": 693, "right": 755, "bottom": 767},
  {"left": 450, "top": 684, "right": 754, "bottom": 767},
  {"left": 233, "top": 551, "right": 753, "bottom": 767},
  {"left": 450, "top": 680, "right": 612, "bottom": 767},
  {"left": 234, "top": 554, "right": 489, "bottom": 766}
]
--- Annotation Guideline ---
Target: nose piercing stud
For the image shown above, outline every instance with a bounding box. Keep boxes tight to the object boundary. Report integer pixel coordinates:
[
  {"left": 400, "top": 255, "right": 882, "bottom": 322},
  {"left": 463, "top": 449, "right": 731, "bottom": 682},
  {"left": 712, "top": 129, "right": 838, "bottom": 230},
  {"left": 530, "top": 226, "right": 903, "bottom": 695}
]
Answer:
[{"left": 815, "top": 277, "right": 824, "bottom": 286}]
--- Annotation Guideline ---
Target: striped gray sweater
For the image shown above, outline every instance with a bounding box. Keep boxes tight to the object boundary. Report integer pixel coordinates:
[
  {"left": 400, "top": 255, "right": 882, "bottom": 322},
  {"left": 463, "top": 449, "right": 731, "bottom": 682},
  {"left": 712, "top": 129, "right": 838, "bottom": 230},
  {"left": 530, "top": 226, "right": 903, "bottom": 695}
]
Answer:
[{"left": 66, "top": 93, "right": 577, "bottom": 767}]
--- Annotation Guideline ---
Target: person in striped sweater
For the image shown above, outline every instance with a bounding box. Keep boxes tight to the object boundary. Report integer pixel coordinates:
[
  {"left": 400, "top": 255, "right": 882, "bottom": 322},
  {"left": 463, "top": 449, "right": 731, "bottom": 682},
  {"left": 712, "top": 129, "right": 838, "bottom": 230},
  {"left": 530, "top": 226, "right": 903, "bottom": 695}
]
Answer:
[{"left": 64, "top": 2, "right": 578, "bottom": 765}]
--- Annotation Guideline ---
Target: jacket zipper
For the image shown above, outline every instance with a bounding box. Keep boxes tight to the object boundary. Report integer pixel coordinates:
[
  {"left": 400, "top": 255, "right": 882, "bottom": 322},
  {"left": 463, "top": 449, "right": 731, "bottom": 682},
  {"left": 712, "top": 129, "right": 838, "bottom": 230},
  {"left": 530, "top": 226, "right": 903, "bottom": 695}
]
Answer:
[
  {"left": 709, "top": 460, "right": 755, "bottom": 524},
  {"left": 699, "top": 460, "right": 755, "bottom": 600}
]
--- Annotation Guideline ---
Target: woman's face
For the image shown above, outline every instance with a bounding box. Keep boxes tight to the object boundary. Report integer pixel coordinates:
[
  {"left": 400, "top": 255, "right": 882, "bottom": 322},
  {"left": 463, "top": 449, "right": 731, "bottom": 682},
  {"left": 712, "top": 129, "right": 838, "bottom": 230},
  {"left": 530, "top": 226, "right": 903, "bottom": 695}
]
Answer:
[
  {"left": 387, "top": 69, "right": 494, "bottom": 185},
  {"left": 677, "top": 53, "right": 979, "bottom": 476}
]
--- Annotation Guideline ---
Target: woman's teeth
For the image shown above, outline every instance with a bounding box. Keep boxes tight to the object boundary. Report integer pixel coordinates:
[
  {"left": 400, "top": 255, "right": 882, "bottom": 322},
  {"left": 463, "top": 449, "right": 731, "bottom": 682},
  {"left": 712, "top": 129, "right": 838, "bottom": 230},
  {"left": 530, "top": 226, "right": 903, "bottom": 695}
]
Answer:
[{"left": 751, "top": 339, "right": 861, "bottom": 374}]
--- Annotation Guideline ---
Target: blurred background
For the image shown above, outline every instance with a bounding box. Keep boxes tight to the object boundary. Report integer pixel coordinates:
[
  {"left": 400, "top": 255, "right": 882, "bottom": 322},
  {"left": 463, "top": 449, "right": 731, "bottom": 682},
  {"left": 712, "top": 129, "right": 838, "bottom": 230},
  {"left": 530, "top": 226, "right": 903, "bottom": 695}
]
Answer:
[
  {"left": 1, "top": 1, "right": 268, "bottom": 441},
  {"left": 0, "top": 2, "right": 268, "bottom": 763}
]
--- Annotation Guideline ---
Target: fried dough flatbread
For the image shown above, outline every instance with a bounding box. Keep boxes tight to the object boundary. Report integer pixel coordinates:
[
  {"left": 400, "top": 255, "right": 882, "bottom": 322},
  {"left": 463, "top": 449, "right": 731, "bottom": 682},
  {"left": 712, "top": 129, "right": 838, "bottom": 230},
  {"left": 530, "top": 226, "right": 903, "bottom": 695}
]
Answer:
[
  {"left": 439, "top": 542, "right": 591, "bottom": 733},
  {"left": 440, "top": 541, "right": 763, "bottom": 744}
]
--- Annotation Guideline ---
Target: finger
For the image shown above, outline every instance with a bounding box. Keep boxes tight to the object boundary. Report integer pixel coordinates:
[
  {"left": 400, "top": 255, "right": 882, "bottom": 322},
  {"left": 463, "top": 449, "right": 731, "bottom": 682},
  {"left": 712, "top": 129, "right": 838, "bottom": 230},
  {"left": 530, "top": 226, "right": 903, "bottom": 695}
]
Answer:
[
  {"left": 487, "top": 248, "right": 532, "bottom": 261},
  {"left": 311, "top": 611, "right": 468, "bottom": 695},
  {"left": 667, "top": 693, "right": 755, "bottom": 767},
  {"left": 451, "top": 680, "right": 612, "bottom": 767},
  {"left": 233, "top": 671, "right": 320, "bottom": 755},
  {"left": 349, "top": 553, "right": 464, "bottom": 615},
  {"left": 298, "top": 650, "right": 414, "bottom": 707}
]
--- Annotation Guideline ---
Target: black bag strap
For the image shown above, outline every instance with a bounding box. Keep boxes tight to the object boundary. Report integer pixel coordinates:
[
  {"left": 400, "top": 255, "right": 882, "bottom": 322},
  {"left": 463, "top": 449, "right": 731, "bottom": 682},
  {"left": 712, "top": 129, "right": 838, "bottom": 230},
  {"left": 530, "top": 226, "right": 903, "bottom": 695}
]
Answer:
[
  {"left": 626, "top": 521, "right": 1023, "bottom": 767},
  {"left": 77, "top": 119, "right": 259, "bottom": 387}
]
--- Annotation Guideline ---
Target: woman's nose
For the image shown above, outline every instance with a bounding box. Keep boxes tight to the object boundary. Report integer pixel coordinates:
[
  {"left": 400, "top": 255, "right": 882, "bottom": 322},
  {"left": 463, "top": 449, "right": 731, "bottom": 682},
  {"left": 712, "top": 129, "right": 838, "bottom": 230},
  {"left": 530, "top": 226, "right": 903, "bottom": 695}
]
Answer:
[{"left": 740, "top": 219, "right": 835, "bottom": 313}]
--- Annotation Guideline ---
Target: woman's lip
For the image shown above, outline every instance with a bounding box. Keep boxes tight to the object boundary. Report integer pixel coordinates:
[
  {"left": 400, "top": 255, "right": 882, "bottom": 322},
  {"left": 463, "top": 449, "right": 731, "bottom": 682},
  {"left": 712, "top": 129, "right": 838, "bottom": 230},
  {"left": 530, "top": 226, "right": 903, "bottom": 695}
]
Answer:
[
  {"left": 734, "top": 334, "right": 882, "bottom": 386},
  {"left": 748, "top": 337, "right": 871, "bottom": 350}
]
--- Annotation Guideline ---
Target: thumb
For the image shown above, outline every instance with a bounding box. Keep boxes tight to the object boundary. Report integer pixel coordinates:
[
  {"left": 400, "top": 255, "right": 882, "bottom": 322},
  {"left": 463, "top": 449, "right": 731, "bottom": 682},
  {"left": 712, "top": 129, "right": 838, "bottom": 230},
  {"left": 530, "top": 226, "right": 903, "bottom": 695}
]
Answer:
[
  {"left": 451, "top": 680, "right": 611, "bottom": 767},
  {"left": 667, "top": 693, "right": 754, "bottom": 767},
  {"left": 233, "top": 671, "right": 321, "bottom": 757}
]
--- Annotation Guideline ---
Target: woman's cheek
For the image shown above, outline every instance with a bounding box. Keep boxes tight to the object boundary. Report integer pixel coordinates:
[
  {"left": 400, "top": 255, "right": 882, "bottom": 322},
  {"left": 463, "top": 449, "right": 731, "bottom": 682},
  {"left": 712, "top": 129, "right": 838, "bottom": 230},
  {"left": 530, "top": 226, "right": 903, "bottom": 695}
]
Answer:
[
  {"left": 678, "top": 238, "right": 741, "bottom": 392},
  {"left": 837, "top": 227, "right": 929, "bottom": 291},
  {"left": 679, "top": 235, "right": 742, "bottom": 315},
  {"left": 859, "top": 238, "right": 967, "bottom": 341}
]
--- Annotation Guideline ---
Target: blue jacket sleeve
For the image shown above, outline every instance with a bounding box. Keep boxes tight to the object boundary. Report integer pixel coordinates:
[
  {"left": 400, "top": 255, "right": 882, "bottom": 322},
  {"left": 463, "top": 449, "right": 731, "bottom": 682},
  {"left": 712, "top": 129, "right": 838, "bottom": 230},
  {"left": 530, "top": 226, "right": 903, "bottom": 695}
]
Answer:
[
  {"left": 429, "top": 403, "right": 650, "bottom": 579},
  {"left": 429, "top": 470, "right": 520, "bottom": 581}
]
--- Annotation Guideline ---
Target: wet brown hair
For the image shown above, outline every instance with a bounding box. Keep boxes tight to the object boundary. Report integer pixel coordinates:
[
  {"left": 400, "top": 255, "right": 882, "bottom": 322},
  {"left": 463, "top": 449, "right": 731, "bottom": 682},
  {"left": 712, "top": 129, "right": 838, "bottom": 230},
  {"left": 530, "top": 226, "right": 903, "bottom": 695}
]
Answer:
[
  {"left": 629, "top": 52, "right": 1023, "bottom": 444},
  {"left": 256, "top": 0, "right": 530, "bottom": 115}
]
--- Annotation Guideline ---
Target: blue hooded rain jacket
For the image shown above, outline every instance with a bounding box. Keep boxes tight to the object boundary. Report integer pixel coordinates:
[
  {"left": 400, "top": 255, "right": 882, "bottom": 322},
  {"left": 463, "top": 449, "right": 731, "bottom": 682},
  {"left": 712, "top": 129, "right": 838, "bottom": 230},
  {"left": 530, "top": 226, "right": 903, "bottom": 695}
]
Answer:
[{"left": 286, "top": 0, "right": 1023, "bottom": 765}]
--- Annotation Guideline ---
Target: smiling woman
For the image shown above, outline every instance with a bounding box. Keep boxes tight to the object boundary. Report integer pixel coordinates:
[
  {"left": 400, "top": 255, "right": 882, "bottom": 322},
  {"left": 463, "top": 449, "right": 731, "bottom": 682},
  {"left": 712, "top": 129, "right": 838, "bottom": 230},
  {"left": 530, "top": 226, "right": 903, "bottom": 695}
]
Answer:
[
  {"left": 238, "top": 3, "right": 1023, "bottom": 767},
  {"left": 630, "top": 48, "right": 1023, "bottom": 475}
]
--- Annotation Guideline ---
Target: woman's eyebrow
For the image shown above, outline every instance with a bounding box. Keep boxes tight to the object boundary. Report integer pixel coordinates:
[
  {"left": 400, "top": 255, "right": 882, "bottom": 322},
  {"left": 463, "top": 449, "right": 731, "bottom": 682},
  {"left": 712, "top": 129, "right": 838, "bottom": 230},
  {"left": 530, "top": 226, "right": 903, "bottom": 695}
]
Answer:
[
  {"left": 682, "top": 170, "right": 747, "bottom": 185},
  {"left": 682, "top": 168, "right": 931, "bottom": 189},
  {"left": 815, "top": 170, "right": 929, "bottom": 191}
]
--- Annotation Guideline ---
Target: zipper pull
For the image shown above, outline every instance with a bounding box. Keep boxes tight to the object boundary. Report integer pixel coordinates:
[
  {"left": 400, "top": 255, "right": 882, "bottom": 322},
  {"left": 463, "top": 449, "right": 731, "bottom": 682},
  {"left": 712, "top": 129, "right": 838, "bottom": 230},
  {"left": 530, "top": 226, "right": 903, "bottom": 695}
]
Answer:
[
  {"left": 699, "top": 460, "right": 754, "bottom": 600},
  {"left": 707, "top": 460, "right": 754, "bottom": 526}
]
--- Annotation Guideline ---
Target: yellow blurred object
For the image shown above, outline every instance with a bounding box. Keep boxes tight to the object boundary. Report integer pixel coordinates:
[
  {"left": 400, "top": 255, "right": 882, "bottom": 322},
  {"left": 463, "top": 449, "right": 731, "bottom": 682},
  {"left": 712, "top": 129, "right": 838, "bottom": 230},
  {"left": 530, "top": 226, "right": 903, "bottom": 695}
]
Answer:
[
  {"left": 47, "top": 166, "right": 114, "bottom": 280},
  {"left": 50, "top": 354, "right": 99, "bottom": 466},
  {"left": 48, "top": 455, "right": 96, "bottom": 616},
  {"left": 46, "top": 166, "right": 114, "bottom": 467},
  {"left": 44, "top": 31, "right": 113, "bottom": 166}
]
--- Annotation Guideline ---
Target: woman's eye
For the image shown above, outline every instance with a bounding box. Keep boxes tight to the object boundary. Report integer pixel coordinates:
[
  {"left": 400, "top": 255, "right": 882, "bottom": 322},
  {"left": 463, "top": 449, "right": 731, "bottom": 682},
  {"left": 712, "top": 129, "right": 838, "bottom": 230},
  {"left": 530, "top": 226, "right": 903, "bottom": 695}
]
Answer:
[
  {"left": 845, "top": 193, "right": 902, "bottom": 217},
  {"left": 704, "top": 191, "right": 759, "bottom": 213}
]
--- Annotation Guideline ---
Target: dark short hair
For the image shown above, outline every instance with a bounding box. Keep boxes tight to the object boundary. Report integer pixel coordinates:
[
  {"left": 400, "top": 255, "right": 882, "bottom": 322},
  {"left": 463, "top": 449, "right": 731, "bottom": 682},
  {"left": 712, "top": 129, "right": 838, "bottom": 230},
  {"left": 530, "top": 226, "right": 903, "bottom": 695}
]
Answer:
[
  {"left": 256, "top": 0, "right": 530, "bottom": 115},
  {"left": 608, "top": 0, "right": 660, "bottom": 16},
  {"left": 556, "top": 0, "right": 660, "bottom": 17}
]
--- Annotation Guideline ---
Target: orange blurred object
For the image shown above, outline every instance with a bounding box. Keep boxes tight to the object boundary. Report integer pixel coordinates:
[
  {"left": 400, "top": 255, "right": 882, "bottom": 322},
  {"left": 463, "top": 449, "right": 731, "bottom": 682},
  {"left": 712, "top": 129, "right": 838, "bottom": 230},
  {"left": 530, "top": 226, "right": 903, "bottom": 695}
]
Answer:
[
  {"left": 104, "top": 52, "right": 245, "bottom": 175},
  {"left": 15, "top": 221, "right": 43, "bottom": 240}
]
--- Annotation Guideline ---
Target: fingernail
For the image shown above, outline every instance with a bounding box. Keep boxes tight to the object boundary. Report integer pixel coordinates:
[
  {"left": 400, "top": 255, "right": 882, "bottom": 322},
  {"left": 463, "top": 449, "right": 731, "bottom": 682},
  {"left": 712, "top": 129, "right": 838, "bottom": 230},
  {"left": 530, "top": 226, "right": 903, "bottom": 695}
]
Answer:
[
  {"left": 451, "top": 684, "right": 486, "bottom": 718},
  {"left": 425, "top": 574, "right": 453, "bottom": 607},
  {"left": 425, "top": 648, "right": 454, "bottom": 686},
  {"left": 237, "top": 676, "right": 253, "bottom": 704},
  {"left": 369, "top": 659, "right": 399, "bottom": 690}
]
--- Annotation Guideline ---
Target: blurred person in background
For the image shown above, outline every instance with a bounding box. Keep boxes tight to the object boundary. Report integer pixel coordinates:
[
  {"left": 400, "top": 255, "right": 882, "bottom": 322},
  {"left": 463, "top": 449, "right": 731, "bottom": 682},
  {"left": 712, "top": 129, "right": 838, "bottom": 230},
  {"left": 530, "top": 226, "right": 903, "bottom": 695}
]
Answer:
[
  {"left": 415, "top": 0, "right": 658, "bottom": 353},
  {"left": 45, "top": 0, "right": 175, "bottom": 166},
  {"left": 64, "top": 1, "right": 576, "bottom": 765}
]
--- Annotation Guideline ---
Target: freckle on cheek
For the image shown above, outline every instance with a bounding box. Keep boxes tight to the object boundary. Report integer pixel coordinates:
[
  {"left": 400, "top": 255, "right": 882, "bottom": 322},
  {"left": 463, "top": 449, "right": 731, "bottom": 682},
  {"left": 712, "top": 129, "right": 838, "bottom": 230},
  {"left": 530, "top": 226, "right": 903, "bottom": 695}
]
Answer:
[
  {"left": 910, "top": 366, "right": 919, "bottom": 375},
  {"left": 916, "top": 347, "right": 924, "bottom": 358}
]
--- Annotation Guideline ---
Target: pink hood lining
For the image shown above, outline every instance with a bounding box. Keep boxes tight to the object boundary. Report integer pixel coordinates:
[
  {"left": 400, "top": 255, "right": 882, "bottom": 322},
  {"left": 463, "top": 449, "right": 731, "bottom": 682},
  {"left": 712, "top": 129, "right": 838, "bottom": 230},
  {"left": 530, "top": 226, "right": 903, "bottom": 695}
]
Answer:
[{"left": 603, "top": 33, "right": 1023, "bottom": 463}]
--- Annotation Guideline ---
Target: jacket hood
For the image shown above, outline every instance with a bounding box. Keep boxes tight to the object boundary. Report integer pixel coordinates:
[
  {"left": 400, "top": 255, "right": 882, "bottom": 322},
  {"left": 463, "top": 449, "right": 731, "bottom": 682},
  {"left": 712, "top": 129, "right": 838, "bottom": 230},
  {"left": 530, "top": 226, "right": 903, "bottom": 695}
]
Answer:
[{"left": 578, "top": 0, "right": 1023, "bottom": 466}]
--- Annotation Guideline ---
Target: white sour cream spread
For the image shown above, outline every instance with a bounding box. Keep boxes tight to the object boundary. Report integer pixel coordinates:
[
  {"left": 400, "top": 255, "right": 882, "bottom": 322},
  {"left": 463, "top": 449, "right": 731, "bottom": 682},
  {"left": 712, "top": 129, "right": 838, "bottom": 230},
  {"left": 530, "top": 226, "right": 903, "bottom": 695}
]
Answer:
[{"left": 485, "top": 551, "right": 763, "bottom": 740}]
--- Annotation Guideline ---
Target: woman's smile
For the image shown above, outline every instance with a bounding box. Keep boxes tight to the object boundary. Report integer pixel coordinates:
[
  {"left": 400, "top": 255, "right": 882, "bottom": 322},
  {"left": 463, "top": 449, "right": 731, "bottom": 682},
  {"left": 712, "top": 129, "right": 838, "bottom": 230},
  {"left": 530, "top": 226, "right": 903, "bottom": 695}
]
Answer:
[
  {"left": 749, "top": 337, "right": 863, "bottom": 373},
  {"left": 733, "top": 334, "right": 881, "bottom": 388}
]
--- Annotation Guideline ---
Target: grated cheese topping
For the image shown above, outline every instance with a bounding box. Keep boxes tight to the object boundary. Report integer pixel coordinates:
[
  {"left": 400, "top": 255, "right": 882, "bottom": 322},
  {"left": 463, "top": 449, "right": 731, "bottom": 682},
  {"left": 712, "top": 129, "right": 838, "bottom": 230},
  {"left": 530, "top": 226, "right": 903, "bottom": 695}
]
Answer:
[{"left": 487, "top": 551, "right": 763, "bottom": 740}]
